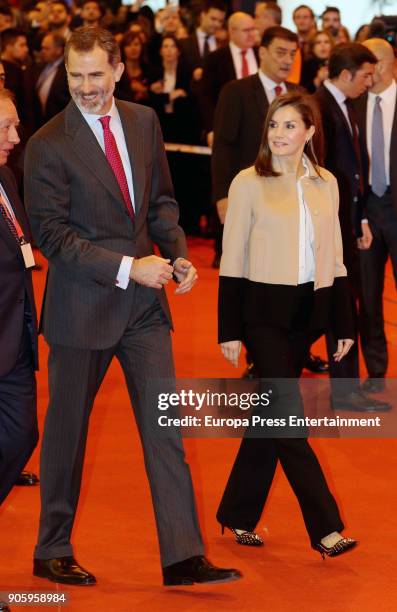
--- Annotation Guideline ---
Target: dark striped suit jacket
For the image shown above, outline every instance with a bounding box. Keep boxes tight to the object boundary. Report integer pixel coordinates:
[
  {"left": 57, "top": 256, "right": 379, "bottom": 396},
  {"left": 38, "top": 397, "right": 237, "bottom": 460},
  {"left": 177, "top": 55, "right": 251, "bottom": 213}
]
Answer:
[{"left": 25, "top": 99, "right": 187, "bottom": 349}]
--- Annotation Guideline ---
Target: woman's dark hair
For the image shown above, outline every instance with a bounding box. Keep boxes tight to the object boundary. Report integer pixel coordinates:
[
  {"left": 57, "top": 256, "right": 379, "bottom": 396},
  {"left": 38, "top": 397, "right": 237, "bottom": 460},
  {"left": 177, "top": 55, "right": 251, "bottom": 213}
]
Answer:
[
  {"left": 307, "top": 29, "right": 334, "bottom": 58},
  {"left": 255, "top": 92, "right": 324, "bottom": 177},
  {"left": 160, "top": 33, "right": 182, "bottom": 53},
  {"left": 120, "top": 30, "right": 145, "bottom": 63}
]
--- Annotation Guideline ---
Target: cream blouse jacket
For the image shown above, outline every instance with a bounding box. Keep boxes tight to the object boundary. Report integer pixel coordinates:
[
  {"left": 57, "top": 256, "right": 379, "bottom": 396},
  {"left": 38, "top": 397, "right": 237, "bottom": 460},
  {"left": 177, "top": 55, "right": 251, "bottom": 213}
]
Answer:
[{"left": 218, "top": 156, "right": 353, "bottom": 343}]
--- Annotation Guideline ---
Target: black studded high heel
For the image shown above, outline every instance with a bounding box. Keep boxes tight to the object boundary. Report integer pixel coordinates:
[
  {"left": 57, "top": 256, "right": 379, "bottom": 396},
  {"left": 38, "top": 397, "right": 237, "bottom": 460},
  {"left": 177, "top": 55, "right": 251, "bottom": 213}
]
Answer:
[
  {"left": 221, "top": 525, "right": 264, "bottom": 547},
  {"left": 313, "top": 537, "right": 357, "bottom": 559}
]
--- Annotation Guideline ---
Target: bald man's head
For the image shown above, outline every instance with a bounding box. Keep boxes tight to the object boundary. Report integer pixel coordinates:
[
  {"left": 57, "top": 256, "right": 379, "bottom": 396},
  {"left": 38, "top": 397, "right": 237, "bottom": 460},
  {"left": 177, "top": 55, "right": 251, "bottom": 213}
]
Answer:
[
  {"left": 228, "top": 12, "right": 256, "bottom": 49},
  {"left": 363, "top": 37, "right": 394, "bottom": 62},
  {"left": 364, "top": 38, "right": 395, "bottom": 90}
]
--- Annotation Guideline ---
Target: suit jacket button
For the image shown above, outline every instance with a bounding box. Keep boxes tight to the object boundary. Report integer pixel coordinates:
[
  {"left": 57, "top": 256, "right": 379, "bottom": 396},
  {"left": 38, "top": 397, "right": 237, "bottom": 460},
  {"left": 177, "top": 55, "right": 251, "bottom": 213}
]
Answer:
[
  {"left": 355, "top": 174, "right": 360, "bottom": 180},
  {"left": 353, "top": 196, "right": 358, "bottom": 202}
]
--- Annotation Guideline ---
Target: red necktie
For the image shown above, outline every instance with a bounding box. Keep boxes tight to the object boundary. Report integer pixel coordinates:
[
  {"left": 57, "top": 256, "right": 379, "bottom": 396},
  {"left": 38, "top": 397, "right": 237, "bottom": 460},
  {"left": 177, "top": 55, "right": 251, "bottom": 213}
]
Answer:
[
  {"left": 99, "top": 115, "right": 135, "bottom": 221},
  {"left": 241, "top": 50, "right": 249, "bottom": 78},
  {"left": 274, "top": 85, "right": 283, "bottom": 97}
]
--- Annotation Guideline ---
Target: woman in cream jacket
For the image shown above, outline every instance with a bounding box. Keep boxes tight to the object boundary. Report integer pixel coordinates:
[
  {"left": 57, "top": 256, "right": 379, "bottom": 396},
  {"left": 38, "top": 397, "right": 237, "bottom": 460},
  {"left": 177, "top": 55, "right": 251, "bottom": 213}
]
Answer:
[{"left": 217, "top": 92, "right": 356, "bottom": 559}]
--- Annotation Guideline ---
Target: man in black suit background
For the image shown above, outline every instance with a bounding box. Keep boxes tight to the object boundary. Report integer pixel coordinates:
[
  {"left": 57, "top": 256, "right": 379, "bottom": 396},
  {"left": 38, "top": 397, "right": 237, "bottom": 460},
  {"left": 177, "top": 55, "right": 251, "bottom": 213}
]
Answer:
[
  {"left": 0, "top": 89, "right": 39, "bottom": 510},
  {"left": 212, "top": 26, "right": 300, "bottom": 261},
  {"left": 201, "top": 11, "right": 258, "bottom": 141},
  {"left": 313, "top": 43, "right": 390, "bottom": 412},
  {"left": 354, "top": 38, "right": 397, "bottom": 393},
  {"left": 36, "top": 33, "right": 70, "bottom": 123},
  {"left": 180, "top": 0, "right": 226, "bottom": 83}
]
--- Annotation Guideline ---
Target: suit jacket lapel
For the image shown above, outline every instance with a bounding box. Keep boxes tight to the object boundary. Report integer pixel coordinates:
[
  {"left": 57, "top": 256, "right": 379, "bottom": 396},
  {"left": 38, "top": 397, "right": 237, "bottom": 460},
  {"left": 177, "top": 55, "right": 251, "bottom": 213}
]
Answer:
[
  {"left": 251, "top": 74, "right": 269, "bottom": 122},
  {"left": 64, "top": 100, "right": 127, "bottom": 208},
  {"left": 322, "top": 86, "right": 356, "bottom": 146},
  {"left": 116, "top": 99, "right": 145, "bottom": 217}
]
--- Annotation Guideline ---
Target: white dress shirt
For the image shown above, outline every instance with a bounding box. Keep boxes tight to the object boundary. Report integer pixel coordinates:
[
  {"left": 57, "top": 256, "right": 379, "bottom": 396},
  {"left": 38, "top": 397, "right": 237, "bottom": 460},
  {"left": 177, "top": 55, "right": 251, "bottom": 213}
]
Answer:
[
  {"left": 196, "top": 29, "right": 216, "bottom": 56},
  {"left": 258, "top": 70, "right": 287, "bottom": 103},
  {"left": 297, "top": 159, "right": 315, "bottom": 284},
  {"left": 323, "top": 79, "right": 353, "bottom": 133},
  {"left": 80, "top": 98, "right": 134, "bottom": 289},
  {"left": 366, "top": 79, "right": 396, "bottom": 187},
  {"left": 229, "top": 42, "right": 258, "bottom": 79}
]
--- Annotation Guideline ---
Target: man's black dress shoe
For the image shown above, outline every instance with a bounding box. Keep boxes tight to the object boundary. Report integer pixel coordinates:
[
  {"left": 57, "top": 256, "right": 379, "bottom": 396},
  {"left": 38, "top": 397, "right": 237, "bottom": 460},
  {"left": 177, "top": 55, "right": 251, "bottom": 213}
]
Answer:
[
  {"left": 331, "top": 391, "right": 391, "bottom": 412},
  {"left": 304, "top": 353, "right": 329, "bottom": 373},
  {"left": 0, "top": 601, "right": 10, "bottom": 611},
  {"left": 33, "top": 556, "right": 96, "bottom": 586},
  {"left": 163, "top": 555, "right": 242, "bottom": 586},
  {"left": 16, "top": 471, "right": 39, "bottom": 486},
  {"left": 362, "top": 377, "right": 386, "bottom": 394}
]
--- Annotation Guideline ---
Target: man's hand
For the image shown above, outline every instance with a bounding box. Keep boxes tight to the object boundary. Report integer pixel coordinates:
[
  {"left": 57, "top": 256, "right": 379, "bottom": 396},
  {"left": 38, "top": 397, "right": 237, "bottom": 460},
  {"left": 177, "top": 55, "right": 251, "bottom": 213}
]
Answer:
[
  {"left": 130, "top": 255, "right": 173, "bottom": 289},
  {"left": 173, "top": 258, "right": 198, "bottom": 294},
  {"left": 193, "top": 67, "right": 203, "bottom": 81},
  {"left": 216, "top": 198, "right": 228, "bottom": 224},
  {"left": 221, "top": 340, "right": 242, "bottom": 367},
  {"left": 333, "top": 338, "right": 354, "bottom": 362},
  {"left": 207, "top": 131, "right": 214, "bottom": 148},
  {"left": 357, "top": 222, "right": 373, "bottom": 250}
]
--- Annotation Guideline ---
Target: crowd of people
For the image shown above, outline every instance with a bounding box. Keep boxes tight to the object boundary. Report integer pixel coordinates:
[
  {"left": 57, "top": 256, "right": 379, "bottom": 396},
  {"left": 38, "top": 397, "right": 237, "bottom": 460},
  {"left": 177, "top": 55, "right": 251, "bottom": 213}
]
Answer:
[{"left": 1, "top": 0, "right": 397, "bottom": 607}]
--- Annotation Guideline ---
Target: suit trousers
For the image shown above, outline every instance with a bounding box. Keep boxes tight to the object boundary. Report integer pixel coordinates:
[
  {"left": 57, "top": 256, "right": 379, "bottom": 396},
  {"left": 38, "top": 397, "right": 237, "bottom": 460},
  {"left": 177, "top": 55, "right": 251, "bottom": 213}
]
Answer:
[
  {"left": 35, "top": 285, "right": 204, "bottom": 567},
  {"left": 359, "top": 190, "right": 397, "bottom": 377},
  {"left": 217, "top": 284, "right": 344, "bottom": 545},
  {"left": 0, "top": 321, "right": 38, "bottom": 505}
]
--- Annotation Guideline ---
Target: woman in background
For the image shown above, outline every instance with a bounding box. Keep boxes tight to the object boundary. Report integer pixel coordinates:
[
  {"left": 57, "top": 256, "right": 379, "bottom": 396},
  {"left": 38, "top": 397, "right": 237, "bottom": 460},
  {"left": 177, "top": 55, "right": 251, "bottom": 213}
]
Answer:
[
  {"left": 116, "top": 31, "right": 150, "bottom": 104},
  {"left": 300, "top": 30, "right": 333, "bottom": 93},
  {"left": 217, "top": 92, "right": 357, "bottom": 559}
]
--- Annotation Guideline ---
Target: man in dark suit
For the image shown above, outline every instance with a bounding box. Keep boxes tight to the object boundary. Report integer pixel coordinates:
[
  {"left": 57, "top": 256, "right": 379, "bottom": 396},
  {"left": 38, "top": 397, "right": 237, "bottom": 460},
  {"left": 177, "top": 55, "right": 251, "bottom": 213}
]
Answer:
[
  {"left": 201, "top": 11, "right": 258, "bottom": 139},
  {"left": 354, "top": 38, "right": 397, "bottom": 393},
  {"left": 180, "top": 0, "right": 226, "bottom": 82},
  {"left": 313, "top": 43, "right": 390, "bottom": 412},
  {"left": 36, "top": 32, "right": 70, "bottom": 124},
  {"left": 212, "top": 26, "right": 300, "bottom": 221},
  {"left": 25, "top": 27, "right": 241, "bottom": 588},
  {"left": 0, "top": 89, "right": 39, "bottom": 510}
]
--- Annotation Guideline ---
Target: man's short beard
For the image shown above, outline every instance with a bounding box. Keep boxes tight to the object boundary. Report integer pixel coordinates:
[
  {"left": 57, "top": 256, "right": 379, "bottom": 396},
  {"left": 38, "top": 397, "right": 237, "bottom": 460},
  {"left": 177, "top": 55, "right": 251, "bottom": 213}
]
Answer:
[{"left": 72, "top": 89, "right": 112, "bottom": 114}]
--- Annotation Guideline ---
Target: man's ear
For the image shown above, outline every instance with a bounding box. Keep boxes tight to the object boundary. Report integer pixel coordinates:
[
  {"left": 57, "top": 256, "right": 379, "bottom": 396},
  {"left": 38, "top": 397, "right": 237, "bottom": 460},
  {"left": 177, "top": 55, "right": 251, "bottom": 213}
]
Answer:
[{"left": 114, "top": 62, "right": 124, "bottom": 83}]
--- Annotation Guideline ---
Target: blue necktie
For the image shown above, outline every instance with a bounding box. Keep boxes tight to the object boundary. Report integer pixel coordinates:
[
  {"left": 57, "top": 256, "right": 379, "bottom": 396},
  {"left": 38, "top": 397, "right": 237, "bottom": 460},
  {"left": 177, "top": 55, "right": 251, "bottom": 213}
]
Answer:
[{"left": 371, "top": 96, "right": 387, "bottom": 197}]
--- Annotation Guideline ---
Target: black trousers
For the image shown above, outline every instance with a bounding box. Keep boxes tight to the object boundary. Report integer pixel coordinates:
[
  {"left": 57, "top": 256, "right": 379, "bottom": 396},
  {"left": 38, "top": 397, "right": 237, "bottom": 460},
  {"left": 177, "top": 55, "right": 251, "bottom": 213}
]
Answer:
[
  {"left": 0, "top": 322, "right": 38, "bottom": 505},
  {"left": 359, "top": 190, "right": 397, "bottom": 378},
  {"left": 217, "top": 284, "right": 344, "bottom": 546}
]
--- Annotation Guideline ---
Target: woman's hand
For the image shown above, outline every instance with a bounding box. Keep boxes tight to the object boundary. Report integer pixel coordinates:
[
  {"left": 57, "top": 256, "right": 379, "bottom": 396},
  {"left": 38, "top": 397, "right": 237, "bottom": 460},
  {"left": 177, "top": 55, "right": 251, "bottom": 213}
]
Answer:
[
  {"left": 333, "top": 339, "right": 354, "bottom": 362},
  {"left": 221, "top": 340, "right": 242, "bottom": 367},
  {"left": 169, "top": 88, "right": 187, "bottom": 101},
  {"left": 150, "top": 80, "right": 164, "bottom": 94}
]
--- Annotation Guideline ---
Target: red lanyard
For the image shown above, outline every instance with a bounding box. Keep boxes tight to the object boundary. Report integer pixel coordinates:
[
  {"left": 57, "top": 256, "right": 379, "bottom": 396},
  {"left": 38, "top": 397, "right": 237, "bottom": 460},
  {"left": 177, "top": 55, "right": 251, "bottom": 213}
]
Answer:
[{"left": 0, "top": 193, "right": 25, "bottom": 241}]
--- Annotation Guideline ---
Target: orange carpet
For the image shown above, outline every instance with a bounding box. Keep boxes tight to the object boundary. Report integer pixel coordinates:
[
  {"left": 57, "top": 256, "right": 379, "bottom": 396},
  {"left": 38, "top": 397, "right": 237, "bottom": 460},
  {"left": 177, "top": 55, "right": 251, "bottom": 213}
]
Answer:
[{"left": 1, "top": 237, "right": 397, "bottom": 611}]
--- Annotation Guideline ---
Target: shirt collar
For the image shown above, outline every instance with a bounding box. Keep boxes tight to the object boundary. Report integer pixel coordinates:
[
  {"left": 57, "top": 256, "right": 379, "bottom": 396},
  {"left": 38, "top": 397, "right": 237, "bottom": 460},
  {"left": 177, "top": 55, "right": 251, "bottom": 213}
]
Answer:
[
  {"left": 229, "top": 41, "right": 251, "bottom": 56},
  {"left": 46, "top": 56, "right": 64, "bottom": 71},
  {"left": 259, "top": 70, "right": 285, "bottom": 92},
  {"left": 323, "top": 79, "right": 347, "bottom": 105},
  {"left": 79, "top": 97, "right": 118, "bottom": 127},
  {"left": 368, "top": 79, "right": 397, "bottom": 103},
  {"left": 197, "top": 28, "right": 212, "bottom": 40}
]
